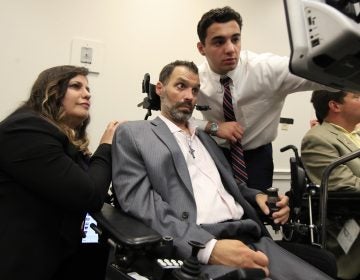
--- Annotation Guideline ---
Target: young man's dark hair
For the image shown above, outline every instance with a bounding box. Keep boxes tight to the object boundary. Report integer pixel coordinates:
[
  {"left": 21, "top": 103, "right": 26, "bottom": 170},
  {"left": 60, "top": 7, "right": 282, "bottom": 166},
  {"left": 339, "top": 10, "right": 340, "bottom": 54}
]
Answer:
[
  {"left": 197, "top": 6, "right": 243, "bottom": 44},
  {"left": 311, "top": 90, "right": 346, "bottom": 123}
]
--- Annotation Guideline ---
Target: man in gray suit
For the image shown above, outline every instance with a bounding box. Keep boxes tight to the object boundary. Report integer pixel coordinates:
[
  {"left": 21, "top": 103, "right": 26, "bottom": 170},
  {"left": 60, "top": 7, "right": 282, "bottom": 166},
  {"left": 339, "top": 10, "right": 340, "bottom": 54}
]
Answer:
[
  {"left": 112, "top": 60, "right": 333, "bottom": 279},
  {"left": 301, "top": 89, "right": 360, "bottom": 279}
]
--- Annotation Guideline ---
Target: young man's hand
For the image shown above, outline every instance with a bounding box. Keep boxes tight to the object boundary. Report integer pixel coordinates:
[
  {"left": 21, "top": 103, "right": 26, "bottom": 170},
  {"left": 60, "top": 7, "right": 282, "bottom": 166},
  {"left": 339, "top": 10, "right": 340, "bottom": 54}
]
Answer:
[{"left": 207, "top": 121, "right": 244, "bottom": 143}]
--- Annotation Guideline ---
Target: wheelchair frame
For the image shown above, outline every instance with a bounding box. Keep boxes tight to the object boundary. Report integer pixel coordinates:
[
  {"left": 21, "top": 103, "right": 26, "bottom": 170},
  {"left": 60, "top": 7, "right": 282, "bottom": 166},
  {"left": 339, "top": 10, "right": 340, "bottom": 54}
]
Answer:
[{"left": 281, "top": 145, "right": 360, "bottom": 248}]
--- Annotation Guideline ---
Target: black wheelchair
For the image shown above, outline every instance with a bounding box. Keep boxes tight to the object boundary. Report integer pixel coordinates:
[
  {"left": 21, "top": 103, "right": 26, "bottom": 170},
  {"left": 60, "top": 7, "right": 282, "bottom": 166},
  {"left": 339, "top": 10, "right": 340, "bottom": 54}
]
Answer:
[
  {"left": 90, "top": 203, "right": 265, "bottom": 280},
  {"left": 280, "top": 145, "right": 360, "bottom": 249}
]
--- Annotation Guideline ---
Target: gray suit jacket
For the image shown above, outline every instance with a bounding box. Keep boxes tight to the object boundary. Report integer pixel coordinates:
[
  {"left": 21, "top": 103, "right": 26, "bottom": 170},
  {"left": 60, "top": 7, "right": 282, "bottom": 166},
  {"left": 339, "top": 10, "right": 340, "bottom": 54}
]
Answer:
[
  {"left": 301, "top": 122, "right": 360, "bottom": 192},
  {"left": 112, "top": 117, "right": 269, "bottom": 259}
]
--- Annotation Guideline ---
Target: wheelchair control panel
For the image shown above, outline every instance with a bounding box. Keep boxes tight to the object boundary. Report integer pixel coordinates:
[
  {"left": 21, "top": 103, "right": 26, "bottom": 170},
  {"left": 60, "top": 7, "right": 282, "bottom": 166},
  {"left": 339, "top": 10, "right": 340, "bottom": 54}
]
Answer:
[{"left": 156, "top": 258, "right": 183, "bottom": 269}]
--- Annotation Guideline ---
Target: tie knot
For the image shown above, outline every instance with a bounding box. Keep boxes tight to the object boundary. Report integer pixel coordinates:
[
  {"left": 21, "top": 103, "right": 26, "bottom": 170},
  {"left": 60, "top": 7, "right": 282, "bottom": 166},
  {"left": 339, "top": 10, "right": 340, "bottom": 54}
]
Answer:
[{"left": 220, "top": 76, "right": 231, "bottom": 86}]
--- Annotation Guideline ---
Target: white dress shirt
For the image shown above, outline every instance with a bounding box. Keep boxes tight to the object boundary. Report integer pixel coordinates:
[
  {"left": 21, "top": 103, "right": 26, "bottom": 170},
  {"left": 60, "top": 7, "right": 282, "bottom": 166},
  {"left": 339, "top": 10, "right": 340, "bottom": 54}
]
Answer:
[
  {"left": 194, "top": 50, "right": 323, "bottom": 150},
  {"left": 159, "top": 115, "right": 244, "bottom": 263}
]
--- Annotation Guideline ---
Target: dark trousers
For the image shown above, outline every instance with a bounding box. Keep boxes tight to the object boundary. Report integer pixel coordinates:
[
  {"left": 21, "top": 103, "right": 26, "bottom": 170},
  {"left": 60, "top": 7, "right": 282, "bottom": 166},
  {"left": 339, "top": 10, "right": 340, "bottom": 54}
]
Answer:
[
  {"left": 201, "top": 237, "right": 335, "bottom": 280},
  {"left": 53, "top": 243, "right": 109, "bottom": 280},
  {"left": 276, "top": 240, "right": 337, "bottom": 279},
  {"left": 222, "top": 143, "right": 274, "bottom": 192}
]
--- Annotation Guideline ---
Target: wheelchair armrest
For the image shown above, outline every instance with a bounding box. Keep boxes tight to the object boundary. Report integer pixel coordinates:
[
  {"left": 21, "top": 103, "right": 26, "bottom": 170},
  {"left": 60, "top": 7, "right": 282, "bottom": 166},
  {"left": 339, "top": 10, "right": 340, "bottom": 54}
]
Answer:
[
  {"left": 310, "top": 190, "right": 360, "bottom": 204},
  {"left": 326, "top": 191, "right": 360, "bottom": 216},
  {"left": 91, "top": 203, "right": 162, "bottom": 247},
  {"left": 327, "top": 190, "right": 360, "bottom": 200},
  {"left": 92, "top": 204, "right": 265, "bottom": 280}
]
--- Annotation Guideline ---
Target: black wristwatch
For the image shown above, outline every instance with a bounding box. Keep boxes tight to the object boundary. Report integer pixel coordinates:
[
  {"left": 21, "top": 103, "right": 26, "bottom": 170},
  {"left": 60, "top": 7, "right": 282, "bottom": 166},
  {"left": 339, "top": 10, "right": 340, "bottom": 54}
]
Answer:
[{"left": 209, "top": 122, "right": 218, "bottom": 136}]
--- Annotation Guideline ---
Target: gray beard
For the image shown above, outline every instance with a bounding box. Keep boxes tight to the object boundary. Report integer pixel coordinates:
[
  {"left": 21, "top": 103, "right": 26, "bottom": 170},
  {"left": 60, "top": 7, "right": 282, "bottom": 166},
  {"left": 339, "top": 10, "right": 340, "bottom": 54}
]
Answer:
[
  {"left": 169, "top": 107, "right": 192, "bottom": 123},
  {"left": 161, "top": 95, "right": 193, "bottom": 123}
]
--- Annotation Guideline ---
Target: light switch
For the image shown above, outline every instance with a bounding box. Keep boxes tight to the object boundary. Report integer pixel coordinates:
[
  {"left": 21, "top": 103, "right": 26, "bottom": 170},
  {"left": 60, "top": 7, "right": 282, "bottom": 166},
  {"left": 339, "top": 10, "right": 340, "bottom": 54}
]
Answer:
[
  {"left": 80, "top": 47, "right": 93, "bottom": 64},
  {"left": 70, "top": 38, "right": 104, "bottom": 74}
]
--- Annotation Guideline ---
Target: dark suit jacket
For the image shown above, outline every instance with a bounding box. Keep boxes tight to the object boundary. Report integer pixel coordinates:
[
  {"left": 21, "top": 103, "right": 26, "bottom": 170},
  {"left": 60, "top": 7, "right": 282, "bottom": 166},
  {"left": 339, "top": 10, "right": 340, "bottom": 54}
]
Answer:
[
  {"left": 112, "top": 117, "right": 269, "bottom": 260},
  {"left": 0, "top": 108, "right": 112, "bottom": 280}
]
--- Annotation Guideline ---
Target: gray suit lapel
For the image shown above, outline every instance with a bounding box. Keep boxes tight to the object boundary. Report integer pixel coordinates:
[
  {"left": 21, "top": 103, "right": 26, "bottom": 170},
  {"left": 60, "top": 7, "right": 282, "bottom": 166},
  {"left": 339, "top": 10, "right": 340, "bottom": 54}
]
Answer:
[{"left": 150, "top": 117, "right": 193, "bottom": 195}]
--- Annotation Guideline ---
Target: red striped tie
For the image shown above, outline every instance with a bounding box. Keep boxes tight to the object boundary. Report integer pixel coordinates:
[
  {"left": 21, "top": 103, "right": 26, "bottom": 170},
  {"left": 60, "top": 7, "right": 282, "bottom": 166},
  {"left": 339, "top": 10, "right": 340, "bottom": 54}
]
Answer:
[{"left": 220, "top": 76, "right": 248, "bottom": 183}]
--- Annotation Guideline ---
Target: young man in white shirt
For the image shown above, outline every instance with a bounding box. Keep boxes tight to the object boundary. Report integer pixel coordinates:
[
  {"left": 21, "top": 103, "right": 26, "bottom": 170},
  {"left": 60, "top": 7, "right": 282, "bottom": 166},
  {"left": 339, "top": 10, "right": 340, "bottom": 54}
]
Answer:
[{"left": 195, "top": 6, "right": 323, "bottom": 191}]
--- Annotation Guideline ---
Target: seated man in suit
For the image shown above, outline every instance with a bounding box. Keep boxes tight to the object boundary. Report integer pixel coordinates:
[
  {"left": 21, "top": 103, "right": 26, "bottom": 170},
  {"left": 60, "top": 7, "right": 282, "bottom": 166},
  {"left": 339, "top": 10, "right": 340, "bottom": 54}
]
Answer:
[
  {"left": 112, "top": 60, "right": 333, "bottom": 279},
  {"left": 301, "top": 89, "right": 360, "bottom": 279}
]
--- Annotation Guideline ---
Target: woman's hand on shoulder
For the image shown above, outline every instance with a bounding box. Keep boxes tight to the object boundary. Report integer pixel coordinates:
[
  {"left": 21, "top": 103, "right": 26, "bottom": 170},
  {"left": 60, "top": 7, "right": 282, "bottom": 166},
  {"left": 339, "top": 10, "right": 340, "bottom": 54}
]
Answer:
[{"left": 99, "top": 120, "right": 125, "bottom": 144}]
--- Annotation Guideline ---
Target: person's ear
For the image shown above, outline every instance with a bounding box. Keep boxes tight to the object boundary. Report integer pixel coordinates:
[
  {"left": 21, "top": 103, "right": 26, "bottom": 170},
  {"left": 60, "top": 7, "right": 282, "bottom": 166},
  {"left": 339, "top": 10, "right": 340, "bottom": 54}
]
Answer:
[
  {"left": 197, "top": 42, "right": 206, "bottom": 56},
  {"left": 155, "top": 81, "right": 163, "bottom": 97},
  {"left": 328, "top": 100, "right": 341, "bottom": 112}
]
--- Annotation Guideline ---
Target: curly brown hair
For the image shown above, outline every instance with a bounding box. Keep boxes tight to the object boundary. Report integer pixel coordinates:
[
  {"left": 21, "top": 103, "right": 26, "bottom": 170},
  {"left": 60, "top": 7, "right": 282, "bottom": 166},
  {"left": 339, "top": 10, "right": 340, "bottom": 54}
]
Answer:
[{"left": 24, "top": 65, "right": 91, "bottom": 155}]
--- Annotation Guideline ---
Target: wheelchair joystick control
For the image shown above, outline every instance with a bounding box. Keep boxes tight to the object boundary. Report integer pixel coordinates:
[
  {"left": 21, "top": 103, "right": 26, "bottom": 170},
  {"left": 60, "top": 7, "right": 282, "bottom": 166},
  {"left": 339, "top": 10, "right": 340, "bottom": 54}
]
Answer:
[
  {"left": 266, "top": 187, "right": 281, "bottom": 232},
  {"left": 172, "top": 240, "right": 210, "bottom": 280}
]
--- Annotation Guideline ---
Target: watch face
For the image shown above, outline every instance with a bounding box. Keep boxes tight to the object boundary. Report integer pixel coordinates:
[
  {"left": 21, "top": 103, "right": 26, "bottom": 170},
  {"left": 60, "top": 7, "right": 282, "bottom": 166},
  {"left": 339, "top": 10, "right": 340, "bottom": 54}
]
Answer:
[{"left": 210, "top": 123, "right": 218, "bottom": 135}]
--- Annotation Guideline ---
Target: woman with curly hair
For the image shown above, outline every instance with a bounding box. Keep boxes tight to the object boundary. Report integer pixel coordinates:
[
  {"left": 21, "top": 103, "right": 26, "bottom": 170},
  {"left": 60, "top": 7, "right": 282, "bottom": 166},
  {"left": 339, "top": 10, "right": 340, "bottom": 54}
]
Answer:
[{"left": 0, "top": 65, "right": 121, "bottom": 280}]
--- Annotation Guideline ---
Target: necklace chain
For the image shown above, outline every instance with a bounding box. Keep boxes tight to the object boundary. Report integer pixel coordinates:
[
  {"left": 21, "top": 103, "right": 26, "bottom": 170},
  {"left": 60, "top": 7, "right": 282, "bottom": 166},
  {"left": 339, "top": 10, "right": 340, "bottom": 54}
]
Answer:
[{"left": 186, "top": 135, "right": 195, "bottom": 159}]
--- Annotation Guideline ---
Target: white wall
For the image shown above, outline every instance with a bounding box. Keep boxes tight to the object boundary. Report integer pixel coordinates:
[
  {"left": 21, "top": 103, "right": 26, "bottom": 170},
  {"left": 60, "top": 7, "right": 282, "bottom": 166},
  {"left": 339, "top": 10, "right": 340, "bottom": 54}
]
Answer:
[{"left": 0, "top": 0, "right": 314, "bottom": 189}]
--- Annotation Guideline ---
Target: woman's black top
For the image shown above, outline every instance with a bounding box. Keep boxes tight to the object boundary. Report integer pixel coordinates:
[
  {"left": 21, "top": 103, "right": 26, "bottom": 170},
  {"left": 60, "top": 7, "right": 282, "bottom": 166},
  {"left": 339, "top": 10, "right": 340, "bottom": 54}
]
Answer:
[{"left": 0, "top": 108, "right": 112, "bottom": 279}]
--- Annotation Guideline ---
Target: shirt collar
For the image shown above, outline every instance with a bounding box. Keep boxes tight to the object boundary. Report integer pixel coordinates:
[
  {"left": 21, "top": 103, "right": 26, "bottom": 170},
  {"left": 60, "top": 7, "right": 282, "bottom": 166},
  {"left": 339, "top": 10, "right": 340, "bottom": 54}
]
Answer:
[
  {"left": 326, "top": 121, "right": 357, "bottom": 134},
  {"left": 158, "top": 114, "right": 198, "bottom": 135},
  {"left": 204, "top": 60, "right": 240, "bottom": 86}
]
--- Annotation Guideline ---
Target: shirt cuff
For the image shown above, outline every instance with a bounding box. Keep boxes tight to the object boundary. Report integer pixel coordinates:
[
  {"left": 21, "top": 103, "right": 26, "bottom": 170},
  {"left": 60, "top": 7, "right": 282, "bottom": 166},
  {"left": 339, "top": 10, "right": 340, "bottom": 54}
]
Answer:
[
  {"left": 197, "top": 238, "right": 217, "bottom": 264},
  {"left": 191, "top": 117, "right": 208, "bottom": 131}
]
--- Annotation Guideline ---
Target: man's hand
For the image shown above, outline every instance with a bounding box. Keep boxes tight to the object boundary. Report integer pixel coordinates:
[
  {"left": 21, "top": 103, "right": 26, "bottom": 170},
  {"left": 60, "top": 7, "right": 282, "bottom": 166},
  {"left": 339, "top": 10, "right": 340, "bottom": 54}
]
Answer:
[
  {"left": 214, "top": 121, "right": 244, "bottom": 143},
  {"left": 256, "top": 193, "right": 290, "bottom": 225},
  {"left": 209, "top": 239, "right": 269, "bottom": 277}
]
